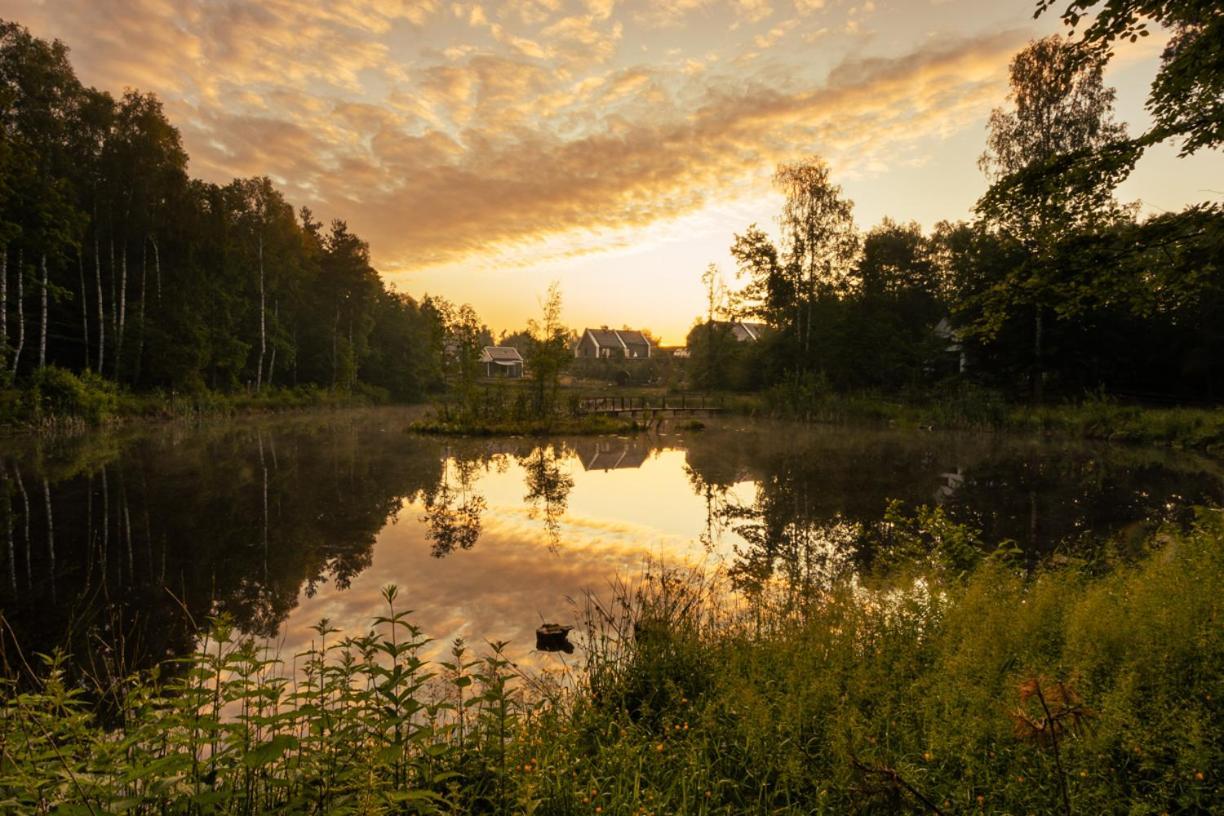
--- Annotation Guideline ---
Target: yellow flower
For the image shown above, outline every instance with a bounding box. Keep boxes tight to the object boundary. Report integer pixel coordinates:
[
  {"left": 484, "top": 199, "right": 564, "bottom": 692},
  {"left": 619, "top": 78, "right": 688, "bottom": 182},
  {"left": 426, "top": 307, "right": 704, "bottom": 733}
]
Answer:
[
  {"left": 655, "top": 742, "right": 665, "bottom": 752},
  {"left": 922, "top": 752, "right": 933, "bottom": 762},
  {"left": 1195, "top": 771, "right": 1205, "bottom": 781}
]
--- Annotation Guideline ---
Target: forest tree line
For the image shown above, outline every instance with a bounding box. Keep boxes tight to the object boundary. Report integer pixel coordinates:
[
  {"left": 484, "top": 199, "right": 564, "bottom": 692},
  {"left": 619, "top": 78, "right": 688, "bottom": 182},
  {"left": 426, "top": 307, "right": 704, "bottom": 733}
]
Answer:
[
  {"left": 689, "top": 6, "right": 1222, "bottom": 404},
  {"left": 0, "top": 19, "right": 479, "bottom": 403}
]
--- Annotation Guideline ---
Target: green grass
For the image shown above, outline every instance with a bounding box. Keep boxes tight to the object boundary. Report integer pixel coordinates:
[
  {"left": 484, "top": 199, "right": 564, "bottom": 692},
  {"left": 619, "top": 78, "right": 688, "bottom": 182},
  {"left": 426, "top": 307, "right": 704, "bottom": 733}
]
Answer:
[
  {"left": 761, "top": 382, "right": 1224, "bottom": 455},
  {"left": 2, "top": 507, "right": 1220, "bottom": 814},
  {"left": 0, "top": 367, "right": 395, "bottom": 432}
]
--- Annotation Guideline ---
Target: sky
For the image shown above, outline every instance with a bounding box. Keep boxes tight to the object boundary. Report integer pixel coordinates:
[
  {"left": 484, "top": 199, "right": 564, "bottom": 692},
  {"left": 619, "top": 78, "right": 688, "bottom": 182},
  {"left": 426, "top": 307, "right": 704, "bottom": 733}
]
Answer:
[{"left": 2, "top": 0, "right": 1220, "bottom": 344}]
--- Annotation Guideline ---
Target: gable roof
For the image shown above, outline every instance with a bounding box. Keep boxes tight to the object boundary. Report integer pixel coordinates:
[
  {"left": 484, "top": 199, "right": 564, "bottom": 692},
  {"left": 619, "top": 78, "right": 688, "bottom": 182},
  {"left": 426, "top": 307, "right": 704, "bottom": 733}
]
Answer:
[
  {"left": 738, "top": 322, "right": 768, "bottom": 340},
  {"left": 480, "top": 346, "right": 523, "bottom": 363},
  {"left": 582, "top": 329, "right": 653, "bottom": 349}
]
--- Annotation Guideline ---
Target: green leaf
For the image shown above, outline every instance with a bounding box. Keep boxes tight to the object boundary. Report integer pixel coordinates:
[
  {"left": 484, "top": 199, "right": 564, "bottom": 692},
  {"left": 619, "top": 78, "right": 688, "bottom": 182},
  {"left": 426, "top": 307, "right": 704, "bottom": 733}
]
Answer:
[{"left": 243, "top": 734, "right": 300, "bottom": 768}]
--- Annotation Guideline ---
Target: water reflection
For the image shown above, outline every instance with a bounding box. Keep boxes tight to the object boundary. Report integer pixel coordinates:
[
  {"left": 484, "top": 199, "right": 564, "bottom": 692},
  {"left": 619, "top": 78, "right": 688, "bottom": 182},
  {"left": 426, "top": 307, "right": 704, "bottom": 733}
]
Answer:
[
  {"left": 0, "top": 412, "right": 1220, "bottom": 680},
  {"left": 422, "top": 455, "right": 487, "bottom": 558},
  {"left": 522, "top": 444, "right": 574, "bottom": 549}
]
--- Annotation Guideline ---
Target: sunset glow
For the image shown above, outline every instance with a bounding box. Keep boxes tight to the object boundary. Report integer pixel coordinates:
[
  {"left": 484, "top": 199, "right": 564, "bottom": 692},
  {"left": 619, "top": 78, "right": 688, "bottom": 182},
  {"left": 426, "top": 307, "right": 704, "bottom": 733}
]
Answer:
[{"left": 4, "top": 0, "right": 1219, "bottom": 342}]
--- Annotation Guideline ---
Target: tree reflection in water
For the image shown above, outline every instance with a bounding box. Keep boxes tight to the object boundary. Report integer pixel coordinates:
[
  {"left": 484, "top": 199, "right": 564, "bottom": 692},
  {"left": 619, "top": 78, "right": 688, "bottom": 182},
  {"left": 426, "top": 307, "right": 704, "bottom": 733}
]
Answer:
[
  {"left": 421, "top": 455, "right": 487, "bottom": 558},
  {"left": 2, "top": 417, "right": 1221, "bottom": 685},
  {"left": 681, "top": 425, "right": 1224, "bottom": 601},
  {"left": 521, "top": 443, "right": 574, "bottom": 551}
]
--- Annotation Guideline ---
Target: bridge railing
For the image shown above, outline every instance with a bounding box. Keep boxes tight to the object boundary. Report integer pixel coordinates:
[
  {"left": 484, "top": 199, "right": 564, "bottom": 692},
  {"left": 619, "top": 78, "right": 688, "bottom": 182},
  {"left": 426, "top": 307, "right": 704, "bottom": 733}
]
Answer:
[{"left": 574, "top": 394, "right": 721, "bottom": 413}]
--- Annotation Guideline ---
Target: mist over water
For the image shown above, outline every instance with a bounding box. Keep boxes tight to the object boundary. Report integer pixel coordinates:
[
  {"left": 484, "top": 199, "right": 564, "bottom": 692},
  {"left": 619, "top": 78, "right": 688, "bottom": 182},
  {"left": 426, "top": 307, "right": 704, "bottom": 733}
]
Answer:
[{"left": 2, "top": 408, "right": 1221, "bottom": 675}]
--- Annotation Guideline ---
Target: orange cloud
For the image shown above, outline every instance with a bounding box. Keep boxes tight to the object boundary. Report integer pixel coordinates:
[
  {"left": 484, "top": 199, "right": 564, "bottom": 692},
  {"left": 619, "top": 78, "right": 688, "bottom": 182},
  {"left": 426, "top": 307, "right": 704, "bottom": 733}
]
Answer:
[{"left": 0, "top": 0, "right": 1030, "bottom": 282}]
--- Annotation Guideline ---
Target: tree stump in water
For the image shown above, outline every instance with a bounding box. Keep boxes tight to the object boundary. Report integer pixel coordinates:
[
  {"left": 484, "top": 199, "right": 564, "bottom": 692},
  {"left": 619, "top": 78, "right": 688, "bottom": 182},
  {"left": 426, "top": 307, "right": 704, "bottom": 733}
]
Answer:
[{"left": 536, "top": 623, "right": 574, "bottom": 653}]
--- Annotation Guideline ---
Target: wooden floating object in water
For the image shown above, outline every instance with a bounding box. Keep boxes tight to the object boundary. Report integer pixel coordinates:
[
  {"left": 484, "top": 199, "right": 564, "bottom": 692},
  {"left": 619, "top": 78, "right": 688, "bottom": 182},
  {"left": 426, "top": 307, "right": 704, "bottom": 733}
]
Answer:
[{"left": 536, "top": 623, "right": 574, "bottom": 653}]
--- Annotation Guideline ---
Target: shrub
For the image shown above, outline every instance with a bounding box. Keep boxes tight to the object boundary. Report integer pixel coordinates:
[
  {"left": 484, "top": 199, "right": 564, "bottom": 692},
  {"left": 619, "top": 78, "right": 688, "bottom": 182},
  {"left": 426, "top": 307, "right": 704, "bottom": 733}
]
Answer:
[{"left": 29, "top": 365, "right": 120, "bottom": 424}]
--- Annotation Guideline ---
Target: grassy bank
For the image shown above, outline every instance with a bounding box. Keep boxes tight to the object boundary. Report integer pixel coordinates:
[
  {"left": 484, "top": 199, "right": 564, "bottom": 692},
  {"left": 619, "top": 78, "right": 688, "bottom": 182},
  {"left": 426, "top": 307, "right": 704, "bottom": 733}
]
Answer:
[
  {"left": 1, "top": 508, "right": 1219, "bottom": 813},
  {"left": 757, "top": 383, "right": 1224, "bottom": 455},
  {"left": 0, "top": 366, "right": 396, "bottom": 433}
]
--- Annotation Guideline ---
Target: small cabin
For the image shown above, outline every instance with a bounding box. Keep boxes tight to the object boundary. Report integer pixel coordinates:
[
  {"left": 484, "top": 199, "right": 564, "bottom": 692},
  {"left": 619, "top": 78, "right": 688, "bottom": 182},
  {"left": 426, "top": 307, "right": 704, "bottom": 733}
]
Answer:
[
  {"left": 480, "top": 346, "right": 524, "bottom": 378},
  {"left": 574, "top": 328, "right": 654, "bottom": 360}
]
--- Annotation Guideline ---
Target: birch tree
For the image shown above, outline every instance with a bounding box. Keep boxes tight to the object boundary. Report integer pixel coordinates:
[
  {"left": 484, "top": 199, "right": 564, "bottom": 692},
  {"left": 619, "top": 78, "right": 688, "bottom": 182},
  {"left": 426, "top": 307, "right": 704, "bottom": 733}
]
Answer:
[
  {"left": 773, "top": 159, "right": 860, "bottom": 359},
  {"left": 976, "top": 35, "right": 1128, "bottom": 402}
]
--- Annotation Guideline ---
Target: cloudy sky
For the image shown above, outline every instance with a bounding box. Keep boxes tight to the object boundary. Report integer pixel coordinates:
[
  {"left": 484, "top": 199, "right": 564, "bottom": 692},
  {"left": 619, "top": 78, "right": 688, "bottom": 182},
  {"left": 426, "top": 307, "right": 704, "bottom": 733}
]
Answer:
[{"left": 3, "top": 0, "right": 1220, "bottom": 343}]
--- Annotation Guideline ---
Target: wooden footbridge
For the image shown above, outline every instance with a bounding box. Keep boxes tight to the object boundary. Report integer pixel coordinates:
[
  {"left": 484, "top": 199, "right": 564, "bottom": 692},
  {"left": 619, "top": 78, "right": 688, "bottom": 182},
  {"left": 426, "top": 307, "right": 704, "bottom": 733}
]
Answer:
[{"left": 576, "top": 394, "right": 725, "bottom": 418}]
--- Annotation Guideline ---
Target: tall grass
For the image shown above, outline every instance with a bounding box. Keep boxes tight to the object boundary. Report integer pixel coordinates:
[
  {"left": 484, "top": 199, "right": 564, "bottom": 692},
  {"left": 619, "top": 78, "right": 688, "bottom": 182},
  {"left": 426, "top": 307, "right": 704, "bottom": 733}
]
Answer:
[{"left": 2, "top": 511, "right": 1221, "bottom": 813}]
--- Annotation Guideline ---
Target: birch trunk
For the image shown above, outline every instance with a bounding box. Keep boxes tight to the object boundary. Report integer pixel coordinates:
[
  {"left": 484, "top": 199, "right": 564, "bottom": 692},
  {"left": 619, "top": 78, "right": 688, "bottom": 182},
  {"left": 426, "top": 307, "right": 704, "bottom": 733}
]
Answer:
[
  {"left": 4, "top": 464, "right": 14, "bottom": 594},
  {"left": 11, "top": 249, "right": 24, "bottom": 377},
  {"left": 135, "top": 237, "right": 147, "bottom": 384},
  {"left": 267, "top": 299, "right": 278, "bottom": 387},
  {"left": 95, "top": 237, "right": 105, "bottom": 374},
  {"left": 108, "top": 240, "right": 116, "bottom": 374},
  {"left": 38, "top": 254, "right": 48, "bottom": 369},
  {"left": 78, "top": 249, "right": 90, "bottom": 369},
  {"left": 116, "top": 246, "right": 127, "bottom": 380},
  {"left": 1, "top": 246, "right": 7, "bottom": 370},
  {"left": 151, "top": 235, "right": 161, "bottom": 304},
  {"left": 42, "top": 479, "right": 54, "bottom": 600},
  {"left": 13, "top": 462, "right": 30, "bottom": 589},
  {"left": 256, "top": 234, "right": 265, "bottom": 392}
]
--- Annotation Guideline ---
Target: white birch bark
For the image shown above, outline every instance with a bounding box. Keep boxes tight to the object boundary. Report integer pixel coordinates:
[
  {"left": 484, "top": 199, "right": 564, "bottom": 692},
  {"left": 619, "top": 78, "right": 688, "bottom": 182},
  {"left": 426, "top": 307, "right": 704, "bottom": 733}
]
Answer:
[
  {"left": 13, "top": 462, "right": 30, "bottom": 588},
  {"left": 135, "top": 236, "right": 147, "bottom": 383},
  {"left": 1, "top": 246, "right": 7, "bottom": 370},
  {"left": 116, "top": 246, "right": 127, "bottom": 379},
  {"left": 96, "top": 237, "right": 105, "bottom": 374},
  {"left": 78, "top": 250, "right": 90, "bottom": 369},
  {"left": 151, "top": 235, "right": 161, "bottom": 304},
  {"left": 256, "top": 233, "right": 265, "bottom": 392},
  {"left": 109, "top": 240, "right": 117, "bottom": 375},
  {"left": 42, "top": 479, "right": 54, "bottom": 599},
  {"left": 11, "top": 249, "right": 24, "bottom": 377},
  {"left": 38, "top": 254, "right": 47, "bottom": 369}
]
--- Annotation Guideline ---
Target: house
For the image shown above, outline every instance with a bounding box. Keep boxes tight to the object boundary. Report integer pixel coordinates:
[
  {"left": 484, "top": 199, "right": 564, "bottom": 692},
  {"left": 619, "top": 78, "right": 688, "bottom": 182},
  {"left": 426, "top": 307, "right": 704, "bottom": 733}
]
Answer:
[
  {"left": 933, "top": 318, "right": 967, "bottom": 374},
  {"left": 574, "top": 328, "right": 654, "bottom": 359},
  {"left": 480, "top": 346, "right": 524, "bottom": 378},
  {"left": 711, "top": 320, "right": 769, "bottom": 342}
]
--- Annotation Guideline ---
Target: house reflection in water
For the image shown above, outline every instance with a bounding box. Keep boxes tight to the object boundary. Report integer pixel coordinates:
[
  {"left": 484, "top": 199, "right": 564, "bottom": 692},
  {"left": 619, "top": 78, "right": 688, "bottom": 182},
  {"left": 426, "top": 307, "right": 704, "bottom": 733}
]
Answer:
[
  {"left": 934, "top": 468, "right": 965, "bottom": 503},
  {"left": 576, "top": 438, "right": 650, "bottom": 471}
]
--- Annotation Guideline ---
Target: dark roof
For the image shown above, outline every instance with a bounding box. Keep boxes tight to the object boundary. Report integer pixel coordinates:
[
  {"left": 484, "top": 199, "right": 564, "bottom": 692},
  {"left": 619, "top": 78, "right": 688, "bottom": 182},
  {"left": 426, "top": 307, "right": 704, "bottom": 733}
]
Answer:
[
  {"left": 481, "top": 346, "right": 523, "bottom": 362},
  {"left": 616, "top": 330, "right": 651, "bottom": 348},
  {"left": 739, "top": 322, "right": 768, "bottom": 340},
  {"left": 582, "top": 329, "right": 652, "bottom": 349},
  {"left": 585, "top": 329, "right": 623, "bottom": 348}
]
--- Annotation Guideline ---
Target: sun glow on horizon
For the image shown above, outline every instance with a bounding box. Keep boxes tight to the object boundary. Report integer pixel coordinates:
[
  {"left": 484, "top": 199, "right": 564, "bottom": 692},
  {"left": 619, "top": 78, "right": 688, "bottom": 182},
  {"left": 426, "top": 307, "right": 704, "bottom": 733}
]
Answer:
[{"left": 3, "top": 0, "right": 1218, "bottom": 342}]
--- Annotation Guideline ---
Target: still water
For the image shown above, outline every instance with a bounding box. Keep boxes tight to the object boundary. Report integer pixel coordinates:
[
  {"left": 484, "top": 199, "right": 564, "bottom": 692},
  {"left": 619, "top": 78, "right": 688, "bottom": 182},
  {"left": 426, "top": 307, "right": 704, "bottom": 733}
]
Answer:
[{"left": 1, "top": 408, "right": 1221, "bottom": 674}]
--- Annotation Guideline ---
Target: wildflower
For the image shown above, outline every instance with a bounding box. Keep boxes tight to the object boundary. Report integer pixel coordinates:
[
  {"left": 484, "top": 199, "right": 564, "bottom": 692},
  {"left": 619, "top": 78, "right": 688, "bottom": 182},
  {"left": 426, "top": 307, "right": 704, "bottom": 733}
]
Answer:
[
  {"left": 976, "top": 794, "right": 985, "bottom": 807},
  {"left": 923, "top": 751, "right": 933, "bottom": 762},
  {"left": 1195, "top": 771, "right": 1205, "bottom": 781},
  {"left": 656, "top": 742, "right": 665, "bottom": 752}
]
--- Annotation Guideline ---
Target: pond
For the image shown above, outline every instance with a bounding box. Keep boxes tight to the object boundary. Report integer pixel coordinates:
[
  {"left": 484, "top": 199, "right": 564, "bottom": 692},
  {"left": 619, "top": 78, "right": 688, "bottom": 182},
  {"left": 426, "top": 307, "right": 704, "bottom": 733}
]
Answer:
[{"left": 2, "top": 408, "right": 1222, "bottom": 675}]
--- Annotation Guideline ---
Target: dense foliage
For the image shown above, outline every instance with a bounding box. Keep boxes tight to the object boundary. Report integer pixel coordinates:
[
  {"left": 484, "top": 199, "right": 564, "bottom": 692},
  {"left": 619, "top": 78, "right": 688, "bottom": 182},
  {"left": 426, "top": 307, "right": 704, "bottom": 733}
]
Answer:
[
  {"left": 0, "top": 20, "right": 452, "bottom": 406},
  {"left": 700, "top": 33, "right": 1222, "bottom": 405},
  {"left": 1, "top": 509, "right": 1219, "bottom": 814}
]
